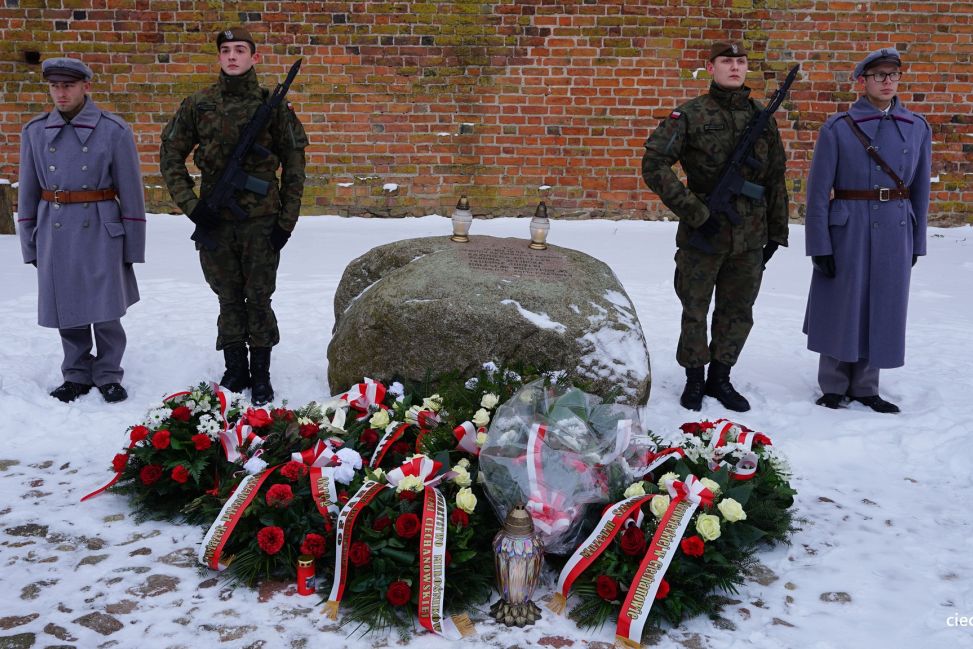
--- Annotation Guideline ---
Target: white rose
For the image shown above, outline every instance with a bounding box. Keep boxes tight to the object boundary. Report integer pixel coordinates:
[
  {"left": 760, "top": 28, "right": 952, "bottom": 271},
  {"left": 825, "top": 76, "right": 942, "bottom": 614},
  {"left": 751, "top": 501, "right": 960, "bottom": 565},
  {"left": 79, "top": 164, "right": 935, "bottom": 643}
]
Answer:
[
  {"left": 370, "top": 468, "right": 386, "bottom": 482},
  {"left": 649, "top": 495, "right": 670, "bottom": 519},
  {"left": 657, "top": 472, "right": 678, "bottom": 491},
  {"left": 396, "top": 475, "right": 425, "bottom": 493},
  {"left": 456, "top": 458, "right": 471, "bottom": 470},
  {"left": 472, "top": 408, "right": 490, "bottom": 427},
  {"left": 623, "top": 482, "right": 646, "bottom": 498},
  {"left": 480, "top": 393, "right": 499, "bottom": 409},
  {"left": 456, "top": 487, "right": 477, "bottom": 514},
  {"left": 422, "top": 394, "right": 443, "bottom": 412},
  {"left": 451, "top": 466, "right": 472, "bottom": 487},
  {"left": 369, "top": 409, "right": 390, "bottom": 429},
  {"left": 699, "top": 477, "right": 721, "bottom": 497},
  {"left": 717, "top": 498, "right": 747, "bottom": 523},
  {"left": 695, "top": 513, "right": 722, "bottom": 541}
]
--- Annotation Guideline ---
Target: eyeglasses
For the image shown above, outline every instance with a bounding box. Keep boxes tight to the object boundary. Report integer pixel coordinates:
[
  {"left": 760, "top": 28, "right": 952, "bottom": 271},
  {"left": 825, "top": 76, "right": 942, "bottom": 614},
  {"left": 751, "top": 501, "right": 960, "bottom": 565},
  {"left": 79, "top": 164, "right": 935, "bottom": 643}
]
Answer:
[{"left": 863, "top": 71, "right": 901, "bottom": 82}]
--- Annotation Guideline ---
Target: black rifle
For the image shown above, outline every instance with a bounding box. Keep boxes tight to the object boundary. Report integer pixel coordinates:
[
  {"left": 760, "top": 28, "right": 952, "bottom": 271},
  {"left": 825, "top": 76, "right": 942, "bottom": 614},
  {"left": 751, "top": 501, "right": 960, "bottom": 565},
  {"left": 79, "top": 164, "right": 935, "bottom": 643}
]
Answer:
[
  {"left": 190, "top": 58, "right": 303, "bottom": 250},
  {"left": 689, "top": 63, "right": 799, "bottom": 253}
]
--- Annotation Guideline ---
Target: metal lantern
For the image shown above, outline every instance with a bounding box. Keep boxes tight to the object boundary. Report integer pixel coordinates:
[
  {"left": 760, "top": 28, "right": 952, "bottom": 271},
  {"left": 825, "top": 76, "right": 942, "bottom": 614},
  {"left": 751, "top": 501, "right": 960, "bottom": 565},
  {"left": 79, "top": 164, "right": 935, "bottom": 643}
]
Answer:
[
  {"left": 490, "top": 505, "right": 544, "bottom": 626},
  {"left": 528, "top": 201, "right": 550, "bottom": 250},
  {"left": 450, "top": 195, "right": 473, "bottom": 242}
]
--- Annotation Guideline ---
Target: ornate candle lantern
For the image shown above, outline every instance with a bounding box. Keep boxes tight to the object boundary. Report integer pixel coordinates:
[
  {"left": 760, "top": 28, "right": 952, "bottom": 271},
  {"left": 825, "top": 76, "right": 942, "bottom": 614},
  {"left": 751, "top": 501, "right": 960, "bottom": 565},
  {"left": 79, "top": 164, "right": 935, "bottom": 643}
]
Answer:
[
  {"left": 296, "top": 554, "right": 315, "bottom": 596},
  {"left": 528, "top": 201, "right": 550, "bottom": 250},
  {"left": 491, "top": 505, "right": 544, "bottom": 626},
  {"left": 450, "top": 195, "right": 473, "bottom": 242}
]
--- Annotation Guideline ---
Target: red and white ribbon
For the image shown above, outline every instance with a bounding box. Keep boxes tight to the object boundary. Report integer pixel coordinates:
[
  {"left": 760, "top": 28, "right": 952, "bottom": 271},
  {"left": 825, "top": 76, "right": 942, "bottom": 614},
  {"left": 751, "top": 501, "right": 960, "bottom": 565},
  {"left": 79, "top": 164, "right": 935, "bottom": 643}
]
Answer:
[
  {"left": 221, "top": 417, "right": 265, "bottom": 465},
  {"left": 525, "top": 423, "right": 577, "bottom": 536},
  {"left": 308, "top": 466, "right": 340, "bottom": 516},
  {"left": 453, "top": 421, "right": 482, "bottom": 455},
  {"left": 369, "top": 423, "right": 410, "bottom": 468},
  {"left": 325, "top": 478, "right": 387, "bottom": 618},
  {"left": 705, "top": 420, "right": 772, "bottom": 481},
  {"left": 417, "top": 487, "right": 473, "bottom": 639},
  {"left": 339, "top": 379, "right": 387, "bottom": 420},
  {"left": 631, "top": 447, "right": 685, "bottom": 480}
]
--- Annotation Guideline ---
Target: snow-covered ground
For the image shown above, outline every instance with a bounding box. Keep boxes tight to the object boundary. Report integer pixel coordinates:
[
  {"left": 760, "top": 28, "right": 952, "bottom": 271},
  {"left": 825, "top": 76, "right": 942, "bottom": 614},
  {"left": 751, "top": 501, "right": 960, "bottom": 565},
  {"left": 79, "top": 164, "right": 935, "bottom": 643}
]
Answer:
[{"left": 1, "top": 215, "right": 971, "bottom": 648}]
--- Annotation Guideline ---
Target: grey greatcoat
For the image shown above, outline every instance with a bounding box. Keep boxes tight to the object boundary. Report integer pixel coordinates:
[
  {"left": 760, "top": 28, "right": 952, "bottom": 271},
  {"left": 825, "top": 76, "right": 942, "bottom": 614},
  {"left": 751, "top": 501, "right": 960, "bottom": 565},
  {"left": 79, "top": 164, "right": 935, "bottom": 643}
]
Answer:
[
  {"left": 18, "top": 98, "right": 146, "bottom": 329},
  {"left": 803, "top": 96, "right": 932, "bottom": 369}
]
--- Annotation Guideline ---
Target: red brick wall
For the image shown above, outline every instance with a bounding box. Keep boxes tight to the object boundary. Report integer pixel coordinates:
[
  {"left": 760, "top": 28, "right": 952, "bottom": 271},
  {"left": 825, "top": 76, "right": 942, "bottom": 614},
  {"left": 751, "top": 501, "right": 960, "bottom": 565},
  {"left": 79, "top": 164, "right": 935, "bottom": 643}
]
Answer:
[{"left": 1, "top": 1, "right": 970, "bottom": 224}]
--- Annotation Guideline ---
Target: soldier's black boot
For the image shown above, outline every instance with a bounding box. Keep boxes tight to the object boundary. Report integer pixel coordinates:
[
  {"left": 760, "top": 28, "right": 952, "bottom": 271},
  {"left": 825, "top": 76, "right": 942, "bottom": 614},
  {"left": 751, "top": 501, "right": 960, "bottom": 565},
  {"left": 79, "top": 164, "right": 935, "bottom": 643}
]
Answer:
[
  {"left": 250, "top": 347, "right": 274, "bottom": 406},
  {"left": 705, "top": 361, "right": 751, "bottom": 412},
  {"left": 679, "top": 367, "right": 706, "bottom": 411},
  {"left": 220, "top": 344, "right": 251, "bottom": 393}
]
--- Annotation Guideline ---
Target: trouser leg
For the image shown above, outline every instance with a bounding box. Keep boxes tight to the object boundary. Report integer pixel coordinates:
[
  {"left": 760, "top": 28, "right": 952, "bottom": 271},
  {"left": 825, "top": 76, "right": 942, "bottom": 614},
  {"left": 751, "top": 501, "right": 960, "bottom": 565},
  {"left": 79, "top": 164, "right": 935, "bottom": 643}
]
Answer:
[
  {"left": 200, "top": 224, "right": 248, "bottom": 351},
  {"left": 91, "top": 319, "right": 126, "bottom": 386},
  {"left": 818, "top": 354, "right": 852, "bottom": 394},
  {"left": 674, "top": 248, "right": 720, "bottom": 369},
  {"left": 239, "top": 217, "right": 281, "bottom": 349},
  {"left": 847, "top": 361, "right": 880, "bottom": 398},
  {"left": 710, "top": 248, "right": 763, "bottom": 367},
  {"left": 58, "top": 325, "right": 94, "bottom": 384}
]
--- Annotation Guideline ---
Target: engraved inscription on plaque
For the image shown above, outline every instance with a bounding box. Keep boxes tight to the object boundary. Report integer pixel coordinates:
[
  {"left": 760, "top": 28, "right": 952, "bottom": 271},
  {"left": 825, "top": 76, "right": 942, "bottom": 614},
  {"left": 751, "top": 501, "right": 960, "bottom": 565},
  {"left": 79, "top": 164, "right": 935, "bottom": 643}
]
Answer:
[{"left": 459, "top": 237, "right": 569, "bottom": 281}]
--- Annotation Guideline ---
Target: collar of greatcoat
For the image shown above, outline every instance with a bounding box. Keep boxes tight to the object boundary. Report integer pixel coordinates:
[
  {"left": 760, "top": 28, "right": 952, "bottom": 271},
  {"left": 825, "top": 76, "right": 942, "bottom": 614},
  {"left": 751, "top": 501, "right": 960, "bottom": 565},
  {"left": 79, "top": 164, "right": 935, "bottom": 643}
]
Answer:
[
  {"left": 848, "top": 95, "right": 913, "bottom": 142},
  {"left": 43, "top": 97, "right": 102, "bottom": 146}
]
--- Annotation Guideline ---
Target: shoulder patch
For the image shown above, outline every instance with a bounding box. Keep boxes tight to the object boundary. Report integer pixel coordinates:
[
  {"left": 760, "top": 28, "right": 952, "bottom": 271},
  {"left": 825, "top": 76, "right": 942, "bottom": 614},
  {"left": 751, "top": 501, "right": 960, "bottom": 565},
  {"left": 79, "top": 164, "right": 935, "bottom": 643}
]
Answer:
[{"left": 669, "top": 110, "right": 682, "bottom": 119}]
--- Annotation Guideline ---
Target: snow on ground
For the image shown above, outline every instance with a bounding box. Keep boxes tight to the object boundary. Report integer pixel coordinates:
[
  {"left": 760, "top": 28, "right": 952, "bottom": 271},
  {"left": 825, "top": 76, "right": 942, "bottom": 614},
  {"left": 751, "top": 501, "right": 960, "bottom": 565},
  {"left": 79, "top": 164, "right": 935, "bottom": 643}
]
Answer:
[{"left": 1, "top": 215, "right": 971, "bottom": 648}]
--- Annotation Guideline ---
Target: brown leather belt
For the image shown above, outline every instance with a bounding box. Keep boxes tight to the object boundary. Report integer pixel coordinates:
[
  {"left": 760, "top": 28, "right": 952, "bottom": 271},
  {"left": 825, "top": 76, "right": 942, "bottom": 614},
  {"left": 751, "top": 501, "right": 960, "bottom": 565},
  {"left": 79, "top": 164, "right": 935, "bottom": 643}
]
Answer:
[
  {"left": 833, "top": 188, "right": 910, "bottom": 202},
  {"left": 41, "top": 189, "right": 117, "bottom": 204}
]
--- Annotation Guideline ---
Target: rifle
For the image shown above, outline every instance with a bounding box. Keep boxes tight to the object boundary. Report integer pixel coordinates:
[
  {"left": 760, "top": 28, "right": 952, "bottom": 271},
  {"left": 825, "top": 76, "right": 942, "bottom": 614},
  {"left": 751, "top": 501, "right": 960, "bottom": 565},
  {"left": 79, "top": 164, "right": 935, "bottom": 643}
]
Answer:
[
  {"left": 688, "top": 63, "right": 799, "bottom": 253},
  {"left": 190, "top": 58, "right": 303, "bottom": 250}
]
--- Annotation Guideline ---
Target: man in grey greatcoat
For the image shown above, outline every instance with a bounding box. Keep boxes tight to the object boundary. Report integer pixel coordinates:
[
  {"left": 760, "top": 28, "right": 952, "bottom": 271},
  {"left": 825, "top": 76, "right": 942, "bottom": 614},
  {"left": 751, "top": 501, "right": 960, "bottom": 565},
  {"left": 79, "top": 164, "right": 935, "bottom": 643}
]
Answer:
[
  {"left": 17, "top": 57, "right": 146, "bottom": 403},
  {"left": 804, "top": 48, "right": 931, "bottom": 413}
]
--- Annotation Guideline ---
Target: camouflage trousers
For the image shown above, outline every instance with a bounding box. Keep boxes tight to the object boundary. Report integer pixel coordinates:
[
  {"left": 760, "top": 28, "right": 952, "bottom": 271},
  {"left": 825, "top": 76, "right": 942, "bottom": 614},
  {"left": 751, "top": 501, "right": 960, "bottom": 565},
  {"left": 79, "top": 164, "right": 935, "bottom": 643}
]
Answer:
[
  {"left": 673, "top": 246, "right": 763, "bottom": 368},
  {"left": 199, "top": 215, "right": 280, "bottom": 351}
]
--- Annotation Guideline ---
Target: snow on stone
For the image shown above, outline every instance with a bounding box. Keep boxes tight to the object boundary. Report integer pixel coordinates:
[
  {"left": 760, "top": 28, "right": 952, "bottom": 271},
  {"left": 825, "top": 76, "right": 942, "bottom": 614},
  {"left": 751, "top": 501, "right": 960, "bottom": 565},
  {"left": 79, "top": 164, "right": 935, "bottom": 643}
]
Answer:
[
  {"left": 500, "top": 299, "right": 567, "bottom": 333},
  {"left": 383, "top": 183, "right": 398, "bottom": 192},
  {"left": 337, "top": 182, "right": 354, "bottom": 187}
]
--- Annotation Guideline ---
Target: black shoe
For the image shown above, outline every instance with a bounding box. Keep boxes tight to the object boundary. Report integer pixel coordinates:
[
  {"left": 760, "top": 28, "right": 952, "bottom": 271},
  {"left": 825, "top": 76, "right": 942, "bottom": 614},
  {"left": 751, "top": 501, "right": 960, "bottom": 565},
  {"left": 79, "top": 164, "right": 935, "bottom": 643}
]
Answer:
[
  {"left": 705, "top": 361, "right": 751, "bottom": 412},
  {"left": 815, "top": 393, "right": 845, "bottom": 409},
  {"left": 98, "top": 383, "right": 128, "bottom": 403},
  {"left": 220, "top": 344, "right": 251, "bottom": 392},
  {"left": 50, "top": 381, "right": 92, "bottom": 403},
  {"left": 250, "top": 346, "right": 274, "bottom": 406},
  {"left": 851, "top": 395, "right": 900, "bottom": 414},
  {"left": 679, "top": 367, "right": 705, "bottom": 411}
]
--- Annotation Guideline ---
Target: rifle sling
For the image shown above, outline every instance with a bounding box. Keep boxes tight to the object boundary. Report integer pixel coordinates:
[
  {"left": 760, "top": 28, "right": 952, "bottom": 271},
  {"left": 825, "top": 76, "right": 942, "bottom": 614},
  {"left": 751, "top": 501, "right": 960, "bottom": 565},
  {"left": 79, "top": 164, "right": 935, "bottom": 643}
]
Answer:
[{"left": 841, "top": 115, "right": 906, "bottom": 188}]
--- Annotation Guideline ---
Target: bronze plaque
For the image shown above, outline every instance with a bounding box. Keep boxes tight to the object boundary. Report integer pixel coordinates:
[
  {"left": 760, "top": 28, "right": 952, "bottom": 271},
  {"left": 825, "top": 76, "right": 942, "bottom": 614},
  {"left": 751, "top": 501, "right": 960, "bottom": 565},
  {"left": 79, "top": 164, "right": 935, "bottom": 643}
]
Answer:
[{"left": 458, "top": 236, "right": 570, "bottom": 281}]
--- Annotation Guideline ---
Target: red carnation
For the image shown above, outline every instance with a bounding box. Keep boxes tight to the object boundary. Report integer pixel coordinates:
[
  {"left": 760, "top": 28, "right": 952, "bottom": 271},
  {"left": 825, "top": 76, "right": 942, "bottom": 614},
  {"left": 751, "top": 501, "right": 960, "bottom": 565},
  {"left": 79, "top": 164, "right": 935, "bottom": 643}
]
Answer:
[
  {"left": 139, "top": 464, "right": 163, "bottom": 486},
  {"left": 171, "top": 465, "right": 190, "bottom": 484},
  {"left": 349, "top": 541, "right": 371, "bottom": 567},
  {"left": 680, "top": 422, "right": 702, "bottom": 435},
  {"left": 272, "top": 407, "right": 295, "bottom": 422},
  {"left": 300, "top": 533, "right": 328, "bottom": 559},
  {"left": 395, "top": 513, "right": 420, "bottom": 538},
  {"left": 171, "top": 405, "right": 191, "bottom": 422},
  {"left": 680, "top": 535, "right": 705, "bottom": 557},
  {"left": 111, "top": 453, "right": 128, "bottom": 473},
  {"left": 386, "top": 580, "right": 411, "bottom": 607},
  {"left": 192, "top": 433, "right": 212, "bottom": 451},
  {"left": 656, "top": 579, "right": 670, "bottom": 600},
  {"left": 257, "top": 526, "right": 285, "bottom": 555},
  {"left": 151, "top": 429, "right": 171, "bottom": 450},
  {"left": 619, "top": 526, "right": 646, "bottom": 557},
  {"left": 266, "top": 484, "right": 294, "bottom": 508},
  {"left": 398, "top": 490, "right": 418, "bottom": 502},
  {"left": 130, "top": 425, "right": 149, "bottom": 442},
  {"left": 280, "top": 461, "right": 308, "bottom": 481},
  {"left": 449, "top": 509, "right": 469, "bottom": 528},
  {"left": 246, "top": 408, "right": 273, "bottom": 428},
  {"left": 372, "top": 515, "right": 391, "bottom": 532},
  {"left": 299, "top": 423, "right": 319, "bottom": 439},
  {"left": 391, "top": 440, "right": 411, "bottom": 456},
  {"left": 595, "top": 575, "right": 618, "bottom": 601}
]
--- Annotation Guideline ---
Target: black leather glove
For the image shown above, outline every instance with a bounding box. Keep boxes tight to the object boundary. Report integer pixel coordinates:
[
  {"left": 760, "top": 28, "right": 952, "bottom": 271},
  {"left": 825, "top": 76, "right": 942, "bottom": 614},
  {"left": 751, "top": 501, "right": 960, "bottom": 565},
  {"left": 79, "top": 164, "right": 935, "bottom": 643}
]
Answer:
[
  {"left": 761, "top": 241, "right": 780, "bottom": 268},
  {"left": 188, "top": 200, "right": 220, "bottom": 229},
  {"left": 269, "top": 223, "right": 291, "bottom": 252},
  {"left": 813, "top": 254, "right": 836, "bottom": 278},
  {"left": 696, "top": 215, "right": 721, "bottom": 239},
  {"left": 912, "top": 254, "right": 918, "bottom": 267}
]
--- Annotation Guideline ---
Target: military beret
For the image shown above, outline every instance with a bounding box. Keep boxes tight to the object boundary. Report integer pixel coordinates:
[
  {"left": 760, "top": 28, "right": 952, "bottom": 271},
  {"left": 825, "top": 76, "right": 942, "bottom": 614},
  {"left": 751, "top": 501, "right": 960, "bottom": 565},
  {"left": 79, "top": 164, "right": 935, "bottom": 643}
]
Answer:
[
  {"left": 709, "top": 40, "right": 747, "bottom": 61},
  {"left": 217, "top": 26, "right": 256, "bottom": 50},
  {"left": 42, "top": 57, "right": 93, "bottom": 82},
  {"left": 853, "top": 47, "right": 901, "bottom": 79}
]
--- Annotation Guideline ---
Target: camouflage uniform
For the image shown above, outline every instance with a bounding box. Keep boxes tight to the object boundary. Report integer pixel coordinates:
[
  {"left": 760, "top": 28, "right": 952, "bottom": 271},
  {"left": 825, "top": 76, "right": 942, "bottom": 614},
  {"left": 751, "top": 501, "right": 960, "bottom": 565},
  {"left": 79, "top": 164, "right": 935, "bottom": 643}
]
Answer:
[
  {"left": 159, "top": 66, "right": 308, "bottom": 350},
  {"left": 642, "top": 82, "right": 789, "bottom": 368}
]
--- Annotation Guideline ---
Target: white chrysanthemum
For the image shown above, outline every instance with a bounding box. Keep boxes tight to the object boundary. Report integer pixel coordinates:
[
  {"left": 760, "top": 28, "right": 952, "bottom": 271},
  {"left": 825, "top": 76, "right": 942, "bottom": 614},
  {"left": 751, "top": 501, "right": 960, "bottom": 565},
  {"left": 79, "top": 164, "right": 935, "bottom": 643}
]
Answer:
[
  {"left": 421, "top": 394, "right": 443, "bottom": 412},
  {"left": 146, "top": 408, "right": 172, "bottom": 426}
]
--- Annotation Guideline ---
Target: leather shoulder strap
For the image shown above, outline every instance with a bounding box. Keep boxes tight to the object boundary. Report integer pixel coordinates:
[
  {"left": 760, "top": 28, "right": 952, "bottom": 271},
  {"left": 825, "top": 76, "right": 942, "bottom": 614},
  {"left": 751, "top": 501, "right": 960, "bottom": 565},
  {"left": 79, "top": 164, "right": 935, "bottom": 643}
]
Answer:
[{"left": 841, "top": 115, "right": 906, "bottom": 188}]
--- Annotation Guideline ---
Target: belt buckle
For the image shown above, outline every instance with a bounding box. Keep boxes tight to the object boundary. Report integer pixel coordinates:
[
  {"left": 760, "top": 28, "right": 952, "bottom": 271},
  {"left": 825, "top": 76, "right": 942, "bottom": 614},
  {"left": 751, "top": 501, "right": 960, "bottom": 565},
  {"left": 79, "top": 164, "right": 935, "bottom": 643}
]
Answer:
[
  {"left": 878, "top": 188, "right": 890, "bottom": 202},
  {"left": 53, "top": 189, "right": 64, "bottom": 205}
]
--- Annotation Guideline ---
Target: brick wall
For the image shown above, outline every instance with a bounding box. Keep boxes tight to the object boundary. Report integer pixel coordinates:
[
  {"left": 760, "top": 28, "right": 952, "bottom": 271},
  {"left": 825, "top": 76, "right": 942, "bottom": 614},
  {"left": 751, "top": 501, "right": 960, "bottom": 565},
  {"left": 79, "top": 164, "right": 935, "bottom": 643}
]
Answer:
[{"left": 1, "top": 0, "right": 970, "bottom": 224}]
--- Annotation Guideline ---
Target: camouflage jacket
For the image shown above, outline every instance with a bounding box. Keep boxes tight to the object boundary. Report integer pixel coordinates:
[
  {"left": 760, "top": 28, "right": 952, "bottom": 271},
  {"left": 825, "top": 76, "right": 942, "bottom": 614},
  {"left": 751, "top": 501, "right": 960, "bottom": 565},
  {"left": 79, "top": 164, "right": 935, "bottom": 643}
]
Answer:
[
  {"left": 159, "top": 67, "right": 308, "bottom": 231},
  {"left": 642, "top": 82, "right": 789, "bottom": 254}
]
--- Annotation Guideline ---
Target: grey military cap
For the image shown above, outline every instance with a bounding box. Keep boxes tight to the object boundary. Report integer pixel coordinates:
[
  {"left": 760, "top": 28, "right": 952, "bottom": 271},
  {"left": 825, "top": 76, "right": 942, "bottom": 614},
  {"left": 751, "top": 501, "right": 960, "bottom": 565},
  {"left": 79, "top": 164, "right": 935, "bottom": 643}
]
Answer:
[
  {"left": 42, "top": 57, "right": 93, "bottom": 82},
  {"left": 853, "top": 47, "right": 901, "bottom": 79}
]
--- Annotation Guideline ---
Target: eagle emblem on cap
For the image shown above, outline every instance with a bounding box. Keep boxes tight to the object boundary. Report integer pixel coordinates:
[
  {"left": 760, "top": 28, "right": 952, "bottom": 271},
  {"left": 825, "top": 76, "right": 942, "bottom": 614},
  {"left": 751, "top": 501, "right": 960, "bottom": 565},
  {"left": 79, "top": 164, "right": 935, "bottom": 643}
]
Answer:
[
  {"left": 730, "top": 43, "right": 738, "bottom": 54},
  {"left": 224, "top": 30, "right": 233, "bottom": 39}
]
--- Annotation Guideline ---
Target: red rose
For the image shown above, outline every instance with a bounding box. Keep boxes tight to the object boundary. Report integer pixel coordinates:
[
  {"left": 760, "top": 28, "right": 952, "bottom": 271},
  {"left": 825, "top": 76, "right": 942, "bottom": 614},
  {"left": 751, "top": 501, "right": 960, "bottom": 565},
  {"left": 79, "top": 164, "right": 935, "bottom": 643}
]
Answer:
[
  {"left": 111, "top": 453, "right": 128, "bottom": 473},
  {"left": 192, "top": 434, "right": 212, "bottom": 451},
  {"left": 595, "top": 575, "right": 618, "bottom": 601},
  {"left": 139, "top": 464, "right": 163, "bottom": 485},
  {"left": 386, "top": 581, "right": 411, "bottom": 607},
  {"left": 246, "top": 408, "right": 273, "bottom": 428},
  {"left": 171, "top": 405, "right": 191, "bottom": 422},
  {"left": 257, "top": 526, "right": 285, "bottom": 555},
  {"left": 299, "top": 423, "right": 319, "bottom": 438},
  {"left": 449, "top": 509, "right": 469, "bottom": 527},
  {"left": 395, "top": 513, "right": 420, "bottom": 538},
  {"left": 300, "top": 533, "right": 328, "bottom": 559},
  {"left": 280, "top": 461, "right": 308, "bottom": 481},
  {"left": 151, "top": 429, "right": 171, "bottom": 450},
  {"left": 398, "top": 490, "right": 418, "bottom": 502},
  {"left": 272, "top": 407, "right": 295, "bottom": 422},
  {"left": 656, "top": 579, "right": 670, "bottom": 600},
  {"left": 680, "top": 535, "right": 705, "bottom": 557},
  {"left": 349, "top": 541, "right": 371, "bottom": 567},
  {"left": 171, "top": 465, "right": 190, "bottom": 484},
  {"left": 359, "top": 429, "right": 379, "bottom": 448},
  {"left": 619, "top": 526, "right": 646, "bottom": 557},
  {"left": 266, "top": 484, "right": 294, "bottom": 508},
  {"left": 391, "top": 440, "right": 410, "bottom": 456},
  {"left": 372, "top": 515, "right": 391, "bottom": 532},
  {"left": 680, "top": 422, "right": 702, "bottom": 435},
  {"left": 130, "top": 425, "right": 149, "bottom": 442}
]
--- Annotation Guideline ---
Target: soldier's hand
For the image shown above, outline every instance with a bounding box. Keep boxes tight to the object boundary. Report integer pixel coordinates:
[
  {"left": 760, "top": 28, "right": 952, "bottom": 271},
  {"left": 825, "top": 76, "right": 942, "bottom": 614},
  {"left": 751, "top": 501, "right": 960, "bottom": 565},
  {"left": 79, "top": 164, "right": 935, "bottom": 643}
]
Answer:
[
  {"left": 696, "top": 215, "right": 721, "bottom": 239},
  {"left": 269, "top": 223, "right": 291, "bottom": 252},
  {"left": 813, "top": 254, "right": 836, "bottom": 278},
  {"left": 188, "top": 200, "right": 221, "bottom": 229},
  {"left": 761, "top": 241, "right": 780, "bottom": 268}
]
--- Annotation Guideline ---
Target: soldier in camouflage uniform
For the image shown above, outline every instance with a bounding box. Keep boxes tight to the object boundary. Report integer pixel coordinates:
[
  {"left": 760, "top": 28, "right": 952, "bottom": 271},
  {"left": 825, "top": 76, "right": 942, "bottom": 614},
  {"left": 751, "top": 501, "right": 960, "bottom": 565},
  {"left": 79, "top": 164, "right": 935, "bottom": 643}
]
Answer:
[
  {"left": 642, "top": 40, "right": 789, "bottom": 412},
  {"left": 160, "top": 27, "right": 308, "bottom": 405}
]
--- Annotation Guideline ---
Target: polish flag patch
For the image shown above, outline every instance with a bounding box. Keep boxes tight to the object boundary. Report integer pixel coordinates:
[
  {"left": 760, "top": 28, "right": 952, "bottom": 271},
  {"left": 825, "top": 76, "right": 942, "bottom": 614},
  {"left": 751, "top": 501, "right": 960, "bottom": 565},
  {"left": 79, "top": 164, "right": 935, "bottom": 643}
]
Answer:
[{"left": 669, "top": 111, "right": 682, "bottom": 119}]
